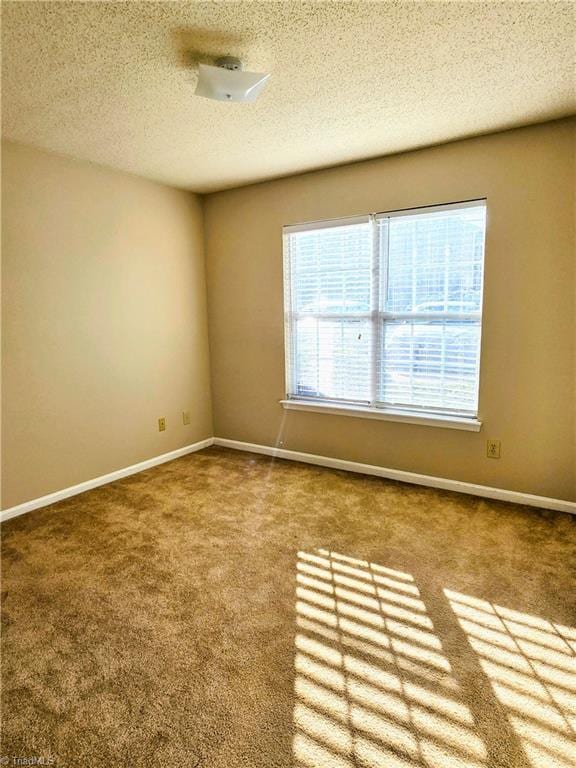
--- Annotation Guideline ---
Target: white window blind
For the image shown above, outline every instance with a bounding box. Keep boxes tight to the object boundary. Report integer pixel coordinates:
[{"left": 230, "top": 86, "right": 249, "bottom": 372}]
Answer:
[{"left": 283, "top": 201, "right": 486, "bottom": 419}]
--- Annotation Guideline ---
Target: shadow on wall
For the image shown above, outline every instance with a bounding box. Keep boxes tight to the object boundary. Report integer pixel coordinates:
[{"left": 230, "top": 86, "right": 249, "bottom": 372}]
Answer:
[{"left": 292, "top": 549, "right": 575, "bottom": 768}]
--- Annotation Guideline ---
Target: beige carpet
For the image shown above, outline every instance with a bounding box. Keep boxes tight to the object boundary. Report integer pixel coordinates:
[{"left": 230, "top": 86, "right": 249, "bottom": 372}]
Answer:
[{"left": 1, "top": 446, "right": 575, "bottom": 768}]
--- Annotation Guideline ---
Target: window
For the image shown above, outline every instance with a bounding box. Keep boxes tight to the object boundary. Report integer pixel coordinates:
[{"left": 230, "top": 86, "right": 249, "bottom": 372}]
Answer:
[{"left": 283, "top": 200, "right": 486, "bottom": 428}]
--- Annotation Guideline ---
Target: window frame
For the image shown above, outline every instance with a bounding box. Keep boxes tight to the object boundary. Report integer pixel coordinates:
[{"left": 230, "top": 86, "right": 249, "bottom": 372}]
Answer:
[{"left": 282, "top": 199, "right": 486, "bottom": 431}]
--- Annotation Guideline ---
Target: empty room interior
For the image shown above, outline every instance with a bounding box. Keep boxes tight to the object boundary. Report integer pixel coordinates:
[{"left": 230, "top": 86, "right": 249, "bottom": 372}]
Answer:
[{"left": 1, "top": 2, "right": 575, "bottom": 767}]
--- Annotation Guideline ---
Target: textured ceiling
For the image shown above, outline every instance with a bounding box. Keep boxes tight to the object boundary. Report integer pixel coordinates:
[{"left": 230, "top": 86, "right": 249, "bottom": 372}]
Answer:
[{"left": 2, "top": 1, "right": 575, "bottom": 193}]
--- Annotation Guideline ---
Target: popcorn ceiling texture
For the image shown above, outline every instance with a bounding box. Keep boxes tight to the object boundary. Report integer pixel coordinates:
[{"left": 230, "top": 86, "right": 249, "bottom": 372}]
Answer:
[{"left": 2, "top": 1, "right": 575, "bottom": 192}]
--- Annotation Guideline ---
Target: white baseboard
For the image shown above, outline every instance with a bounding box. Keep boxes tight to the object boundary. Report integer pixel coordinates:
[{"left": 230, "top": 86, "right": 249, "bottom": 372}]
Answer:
[
  {"left": 0, "top": 438, "right": 215, "bottom": 523},
  {"left": 3, "top": 435, "right": 574, "bottom": 523},
  {"left": 213, "top": 438, "right": 576, "bottom": 515}
]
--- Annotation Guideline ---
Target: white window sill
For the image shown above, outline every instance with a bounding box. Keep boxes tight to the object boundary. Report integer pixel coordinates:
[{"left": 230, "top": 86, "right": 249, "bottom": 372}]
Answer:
[{"left": 279, "top": 399, "right": 482, "bottom": 432}]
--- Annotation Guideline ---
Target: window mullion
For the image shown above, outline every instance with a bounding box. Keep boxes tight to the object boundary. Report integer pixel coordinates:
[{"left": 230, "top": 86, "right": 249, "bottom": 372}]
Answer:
[
  {"left": 374, "top": 217, "right": 390, "bottom": 406},
  {"left": 370, "top": 216, "right": 380, "bottom": 406},
  {"left": 369, "top": 215, "right": 379, "bottom": 406}
]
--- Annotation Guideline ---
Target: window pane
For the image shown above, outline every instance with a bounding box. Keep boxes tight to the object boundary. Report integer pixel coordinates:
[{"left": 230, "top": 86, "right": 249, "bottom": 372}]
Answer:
[
  {"left": 379, "top": 319, "right": 481, "bottom": 413},
  {"left": 290, "top": 223, "right": 371, "bottom": 314},
  {"left": 285, "top": 204, "right": 485, "bottom": 416},
  {"left": 294, "top": 317, "right": 371, "bottom": 402},
  {"left": 382, "top": 206, "right": 485, "bottom": 314}
]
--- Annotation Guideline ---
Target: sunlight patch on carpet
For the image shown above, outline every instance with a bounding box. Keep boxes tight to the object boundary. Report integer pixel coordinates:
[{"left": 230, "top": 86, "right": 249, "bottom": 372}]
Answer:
[
  {"left": 446, "top": 589, "right": 576, "bottom": 768},
  {"left": 292, "top": 549, "right": 487, "bottom": 768}
]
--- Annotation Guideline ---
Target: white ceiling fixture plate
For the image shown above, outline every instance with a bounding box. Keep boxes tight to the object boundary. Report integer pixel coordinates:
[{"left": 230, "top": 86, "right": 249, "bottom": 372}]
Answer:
[{"left": 195, "top": 57, "right": 270, "bottom": 103}]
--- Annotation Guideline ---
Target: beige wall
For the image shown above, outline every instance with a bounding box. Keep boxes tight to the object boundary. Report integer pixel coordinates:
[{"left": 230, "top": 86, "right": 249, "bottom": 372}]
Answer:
[
  {"left": 2, "top": 141, "right": 212, "bottom": 508},
  {"left": 3, "top": 121, "right": 574, "bottom": 508},
  {"left": 204, "top": 119, "right": 576, "bottom": 502}
]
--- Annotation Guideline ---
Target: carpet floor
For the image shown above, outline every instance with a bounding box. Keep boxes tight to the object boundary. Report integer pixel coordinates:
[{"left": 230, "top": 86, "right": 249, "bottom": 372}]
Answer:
[{"left": 1, "top": 446, "right": 575, "bottom": 768}]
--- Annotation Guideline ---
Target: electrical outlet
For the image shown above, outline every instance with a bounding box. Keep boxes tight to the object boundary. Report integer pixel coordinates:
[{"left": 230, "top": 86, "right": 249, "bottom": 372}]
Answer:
[
  {"left": 158, "top": 417, "right": 166, "bottom": 432},
  {"left": 182, "top": 411, "right": 191, "bottom": 426},
  {"left": 486, "top": 439, "right": 501, "bottom": 459}
]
